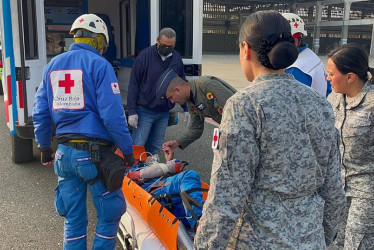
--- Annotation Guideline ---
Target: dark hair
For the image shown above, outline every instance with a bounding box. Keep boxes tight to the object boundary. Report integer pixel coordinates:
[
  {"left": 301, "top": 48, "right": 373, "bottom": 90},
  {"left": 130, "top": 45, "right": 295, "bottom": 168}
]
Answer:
[
  {"left": 167, "top": 76, "right": 187, "bottom": 90},
  {"left": 239, "top": 11, "right": 298, "bottom": 70},
  {"left": 295, "top": 35, "right": 305, "bottom": 48},
  {"left": 328, "top": 43, "right": 374, "bottom": 84}
]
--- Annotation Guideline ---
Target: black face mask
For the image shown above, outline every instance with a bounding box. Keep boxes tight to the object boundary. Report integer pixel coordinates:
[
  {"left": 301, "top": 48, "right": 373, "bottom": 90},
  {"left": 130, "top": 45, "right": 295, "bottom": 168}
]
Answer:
[{"left": 158, "top": 45, "right": 174, "bottom": 57}]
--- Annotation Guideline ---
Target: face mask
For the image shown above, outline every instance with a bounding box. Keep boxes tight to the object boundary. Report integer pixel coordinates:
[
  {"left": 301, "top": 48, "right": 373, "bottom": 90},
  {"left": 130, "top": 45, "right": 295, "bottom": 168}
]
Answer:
[{"left": 158, "top": 45, "right": 173, "bottom": 57}]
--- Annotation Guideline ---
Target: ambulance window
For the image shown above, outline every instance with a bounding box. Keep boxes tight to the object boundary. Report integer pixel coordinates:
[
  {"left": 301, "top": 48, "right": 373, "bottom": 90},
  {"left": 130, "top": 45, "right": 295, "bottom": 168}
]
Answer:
[
  {"left": 160, "top": 0, "right": 193, "bottom": 59},
  {"left": 22, "top": 0, "right": 39, "bottom": 59}
]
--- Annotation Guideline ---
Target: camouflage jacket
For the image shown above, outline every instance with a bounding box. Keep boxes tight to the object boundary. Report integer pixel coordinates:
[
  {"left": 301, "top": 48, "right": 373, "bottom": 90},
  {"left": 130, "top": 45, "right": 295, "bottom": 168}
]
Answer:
[
  {"left": 194, "top": 74, "right": 346, "bottom": 249},
  {"left": 331, "top": 81, "right": 374, "bottom": 199}
]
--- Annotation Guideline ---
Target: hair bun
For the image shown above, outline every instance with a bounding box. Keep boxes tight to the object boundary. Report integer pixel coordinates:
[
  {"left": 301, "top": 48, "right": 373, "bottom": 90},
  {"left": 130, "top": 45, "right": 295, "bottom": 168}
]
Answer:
[{"left": 268, "top": 42, "right": 298, "bottom": 70}]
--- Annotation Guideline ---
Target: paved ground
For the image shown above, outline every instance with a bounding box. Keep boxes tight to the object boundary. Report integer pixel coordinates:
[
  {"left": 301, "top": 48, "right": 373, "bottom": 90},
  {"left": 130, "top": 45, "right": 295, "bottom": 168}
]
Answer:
[
  {"left": 202, "top": 54, "right": 248, "bottom": 90},
  {"left": 201, "top": 53, "right": 331, "bottom": 91},
  {"left": 202, "top": 53, "right": 374, "bottom": 92},
  {"left": 0, "top": 52, "right": 369, "bottom": 249},
  {"left": 0, "top": 53, "right": 241, "bottom": 250}
]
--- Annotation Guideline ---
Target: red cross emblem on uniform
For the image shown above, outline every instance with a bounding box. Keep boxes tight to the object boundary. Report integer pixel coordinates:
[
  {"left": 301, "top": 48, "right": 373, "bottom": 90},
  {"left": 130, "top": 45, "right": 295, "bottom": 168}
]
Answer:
[
  {"left": 294, "top": 22, "right": 299, "bottom": 28},
  {"left": 212, "top": 128, "right": 219, "bottom": 149},
  {"left": 59, "top": 74, "right": 75, "bottom": 94}
]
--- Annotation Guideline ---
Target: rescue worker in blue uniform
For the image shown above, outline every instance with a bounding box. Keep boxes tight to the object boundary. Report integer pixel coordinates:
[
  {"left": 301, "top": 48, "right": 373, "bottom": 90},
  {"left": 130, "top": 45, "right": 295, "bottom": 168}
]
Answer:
[
  {"left": 33, "top": 14, "right": 135, "bottom": 250},
  {"left": 156, "top": 69, "right": 237, "bottom": 160},
  {"left": 283, "top": 13, "right": 332, "bottom": 97}
]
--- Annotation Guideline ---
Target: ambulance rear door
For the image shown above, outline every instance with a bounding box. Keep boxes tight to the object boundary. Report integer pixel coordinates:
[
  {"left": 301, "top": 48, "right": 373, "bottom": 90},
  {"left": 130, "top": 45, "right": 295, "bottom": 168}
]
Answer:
[{"left": 18, "top": 0, "right": 47, "bottom": 128}]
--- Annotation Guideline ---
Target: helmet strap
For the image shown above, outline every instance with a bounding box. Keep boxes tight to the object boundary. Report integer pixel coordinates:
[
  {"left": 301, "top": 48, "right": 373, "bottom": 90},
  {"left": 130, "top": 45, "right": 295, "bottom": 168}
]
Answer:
[{"left": 74, "top": 29, "right": 95, "bottom": 39}]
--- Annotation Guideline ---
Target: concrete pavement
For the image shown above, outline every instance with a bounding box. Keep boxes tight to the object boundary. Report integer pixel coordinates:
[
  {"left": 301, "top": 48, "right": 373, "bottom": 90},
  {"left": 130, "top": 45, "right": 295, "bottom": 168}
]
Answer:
[
  {"left": 202, "top": 54, "right": 249, "bottom": 90},
  {"left": 202, "top": 53, "right": 374, "bottom": 91}
]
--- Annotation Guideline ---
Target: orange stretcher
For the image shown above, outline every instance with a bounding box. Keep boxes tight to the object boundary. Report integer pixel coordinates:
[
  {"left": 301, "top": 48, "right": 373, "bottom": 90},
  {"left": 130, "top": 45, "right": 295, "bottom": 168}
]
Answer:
[{"left": 116, "top": 146, "right": 209, "bottom": 250}]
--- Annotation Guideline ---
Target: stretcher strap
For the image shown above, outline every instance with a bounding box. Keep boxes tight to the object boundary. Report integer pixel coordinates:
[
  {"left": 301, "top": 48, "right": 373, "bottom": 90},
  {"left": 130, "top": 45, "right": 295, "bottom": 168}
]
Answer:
[
  {"left": 185, "top": 188, "right": 209, "bottom": 195},
  {"left": 152, "top": 188, "right": 209, "bottom": 226},
  {"left": 180, "top": 191, "right": 202, "bottom": 222}
]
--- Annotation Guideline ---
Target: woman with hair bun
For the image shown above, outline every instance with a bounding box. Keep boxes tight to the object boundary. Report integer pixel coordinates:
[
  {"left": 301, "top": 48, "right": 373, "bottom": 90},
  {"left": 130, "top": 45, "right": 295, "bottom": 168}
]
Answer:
[
  {"left": 327, "top": 43, "right": 374, "bottom": 250},
  {"left": 194, "top": 11, "right": 346, "bottom": 249}
]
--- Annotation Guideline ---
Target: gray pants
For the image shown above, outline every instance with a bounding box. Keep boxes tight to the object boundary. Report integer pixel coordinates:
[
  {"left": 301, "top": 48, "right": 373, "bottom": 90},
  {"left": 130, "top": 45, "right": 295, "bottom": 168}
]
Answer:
[{"left": 330, "top": 197, "right": 374, "bottom": 250}]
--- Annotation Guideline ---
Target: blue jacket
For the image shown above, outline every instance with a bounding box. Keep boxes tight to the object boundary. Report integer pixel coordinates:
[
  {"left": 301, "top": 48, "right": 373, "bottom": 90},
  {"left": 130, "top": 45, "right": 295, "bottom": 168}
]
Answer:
[
  {"left": 33, "top": 43, "right": 133, "bottom": 155},
  {"left": 151, "top": 170, "right": 204, "bottom": 228},
  {"left": 127, "top": 44, "right": 186, "bottom": 115}
]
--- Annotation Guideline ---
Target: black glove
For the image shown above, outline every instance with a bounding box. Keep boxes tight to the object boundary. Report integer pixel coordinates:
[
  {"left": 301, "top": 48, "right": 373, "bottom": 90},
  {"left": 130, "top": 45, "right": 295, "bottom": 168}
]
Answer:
[
  {"left": 40, "top": 147, "right": 53, "bottom": 164},
  {"left": 123, "top": 153, "right": 135, "bottom": 168}
]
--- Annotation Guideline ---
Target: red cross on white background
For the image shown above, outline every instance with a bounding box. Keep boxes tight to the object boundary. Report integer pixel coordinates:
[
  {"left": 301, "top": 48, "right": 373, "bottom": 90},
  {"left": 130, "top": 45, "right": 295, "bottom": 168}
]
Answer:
[
  {"left": 59, "top": 74, "right": 75, "bottom": 94},
  {"left": 79, "top": 18, "right": 84, "bottom": 23},
  {"left": 294, "top": 22, "right": 299, "bottom": 28},
  {"left": 51, "top": 69, "right": 84, "bottom": 110},
  {"left": 212, "top": 128, "right": 219, "bottom": 149}
]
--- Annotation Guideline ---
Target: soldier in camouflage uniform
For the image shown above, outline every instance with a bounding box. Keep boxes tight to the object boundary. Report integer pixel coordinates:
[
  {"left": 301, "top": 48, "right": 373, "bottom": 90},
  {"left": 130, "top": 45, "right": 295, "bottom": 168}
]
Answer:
[
  {"left": 327, "top": 43, "right": 374, "bottom": 250},
  {"left": 194, "top": 11, "right": 346, "bottom": 249},
  {"left": 156, "top": 71, "right": 236, "bottom": 160}
]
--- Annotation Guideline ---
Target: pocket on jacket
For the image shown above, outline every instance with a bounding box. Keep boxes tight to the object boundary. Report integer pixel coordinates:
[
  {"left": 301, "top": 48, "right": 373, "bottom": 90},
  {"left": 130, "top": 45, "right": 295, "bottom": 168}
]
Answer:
[{"left": 345, "top": 124, "right": 374, "bottom": 138}]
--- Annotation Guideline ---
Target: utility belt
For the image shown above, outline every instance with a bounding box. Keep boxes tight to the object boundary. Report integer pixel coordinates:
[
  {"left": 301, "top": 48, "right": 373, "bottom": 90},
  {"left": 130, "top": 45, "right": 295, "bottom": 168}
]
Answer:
[
  {"left": 62, "top": 139, "right": 125, "bottom": 192},
  {"left": 63, "top": 140, "right": 109, "bottom": 152}
]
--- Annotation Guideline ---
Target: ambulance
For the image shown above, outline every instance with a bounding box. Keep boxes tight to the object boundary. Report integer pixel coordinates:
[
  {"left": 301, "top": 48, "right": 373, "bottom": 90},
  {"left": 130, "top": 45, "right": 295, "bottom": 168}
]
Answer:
[{"left": 0, "top": 0, "right": 203, "bottom": 163}]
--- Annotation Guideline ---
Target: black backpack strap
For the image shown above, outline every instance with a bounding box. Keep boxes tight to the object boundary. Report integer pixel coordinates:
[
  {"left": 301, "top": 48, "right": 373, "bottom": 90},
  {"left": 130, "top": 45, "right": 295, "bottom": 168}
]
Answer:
[
  {"left": 179, "top": 187, "right": 209, "bottom": 221},
  {"left": 185, "top": 187, "right": 209, "bottom": 195},
  {"left": 152, "top": 193, "right": 175, "bottom": 211}
]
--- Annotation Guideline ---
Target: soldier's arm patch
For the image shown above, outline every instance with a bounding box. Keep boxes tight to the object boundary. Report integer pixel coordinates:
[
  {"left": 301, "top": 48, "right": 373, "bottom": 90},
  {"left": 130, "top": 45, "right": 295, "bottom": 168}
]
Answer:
[
  {"left": 212, "top": 128, "right": 220, "bottom": 149},
  {"left": 206, "top": 92, "right": 216, "bottom": 101}
]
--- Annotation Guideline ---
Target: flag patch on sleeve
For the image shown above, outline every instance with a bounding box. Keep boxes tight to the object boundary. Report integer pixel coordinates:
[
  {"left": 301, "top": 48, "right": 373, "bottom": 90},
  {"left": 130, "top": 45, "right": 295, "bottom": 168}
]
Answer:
[{"left": 206, "top": 92, "right": 216, "bottom": 101}]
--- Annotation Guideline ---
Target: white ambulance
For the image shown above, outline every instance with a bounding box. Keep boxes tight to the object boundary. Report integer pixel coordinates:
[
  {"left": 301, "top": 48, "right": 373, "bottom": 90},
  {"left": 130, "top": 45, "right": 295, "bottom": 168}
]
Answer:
[{"left": 0, "top": 0, "right": 203, "bottom": 163}]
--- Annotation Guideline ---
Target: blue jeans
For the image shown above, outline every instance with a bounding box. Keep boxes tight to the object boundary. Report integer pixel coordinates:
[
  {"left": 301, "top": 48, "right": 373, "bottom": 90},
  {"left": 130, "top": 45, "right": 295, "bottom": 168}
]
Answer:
[
  {"left": 54, "top": 144, "right": 126, "bottom": 250},
  {"left": 132, "top": 106, "right": 169, "bottom": 155}
]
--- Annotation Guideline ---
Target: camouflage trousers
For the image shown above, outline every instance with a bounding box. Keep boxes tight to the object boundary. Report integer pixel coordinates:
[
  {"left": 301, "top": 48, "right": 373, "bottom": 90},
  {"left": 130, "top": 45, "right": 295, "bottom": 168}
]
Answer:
[{"left": 330, "top": 197, "right": 374, "bottom": 250}]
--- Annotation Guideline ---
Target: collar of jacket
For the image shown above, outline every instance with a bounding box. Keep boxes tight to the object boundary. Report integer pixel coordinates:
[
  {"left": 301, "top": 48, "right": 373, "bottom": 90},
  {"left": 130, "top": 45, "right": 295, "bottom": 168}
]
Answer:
[
  {"left": 333, "top": 81, "right": 373, "bottom": 110},
  {"left": 298, "top": 44, "right": 308, "bottom": 54},
  {"left": 70, "top": 43, "right": 101, "bottom": 56},
  {"left": 253, "top": 73, "right": 294, "bottom": 84}
]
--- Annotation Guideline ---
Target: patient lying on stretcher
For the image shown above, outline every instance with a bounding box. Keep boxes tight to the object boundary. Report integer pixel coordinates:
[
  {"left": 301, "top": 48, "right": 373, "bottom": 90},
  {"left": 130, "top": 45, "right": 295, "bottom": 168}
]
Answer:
[{"left": 117, "top": 147, "right": 207, "bottom": 231}]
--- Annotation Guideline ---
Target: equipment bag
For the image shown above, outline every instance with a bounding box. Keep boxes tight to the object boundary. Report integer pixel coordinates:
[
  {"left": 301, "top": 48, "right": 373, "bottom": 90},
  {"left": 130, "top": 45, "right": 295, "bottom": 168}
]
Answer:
[{"left": 96, "top": 145, "right": 125, "bottom": 192}]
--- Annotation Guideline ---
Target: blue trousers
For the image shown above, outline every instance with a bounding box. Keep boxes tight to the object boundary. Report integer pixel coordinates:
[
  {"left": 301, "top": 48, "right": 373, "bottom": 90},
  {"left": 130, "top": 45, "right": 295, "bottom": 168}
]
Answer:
[
  {"left": 132, "top": 106, "right": 169, "bottom": 155},
  {"left": 54, "top": 144, "right": 126, "bottom": 250}
]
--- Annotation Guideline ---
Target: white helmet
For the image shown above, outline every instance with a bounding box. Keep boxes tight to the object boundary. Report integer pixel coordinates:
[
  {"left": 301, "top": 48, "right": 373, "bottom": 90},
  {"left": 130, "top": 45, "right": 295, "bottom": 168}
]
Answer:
[
  {"left": 282, "top": 13, "right": 307, "bottom": 36},
  {"left": 70, "top": 14, "right": 109, "bottom": 46}
]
